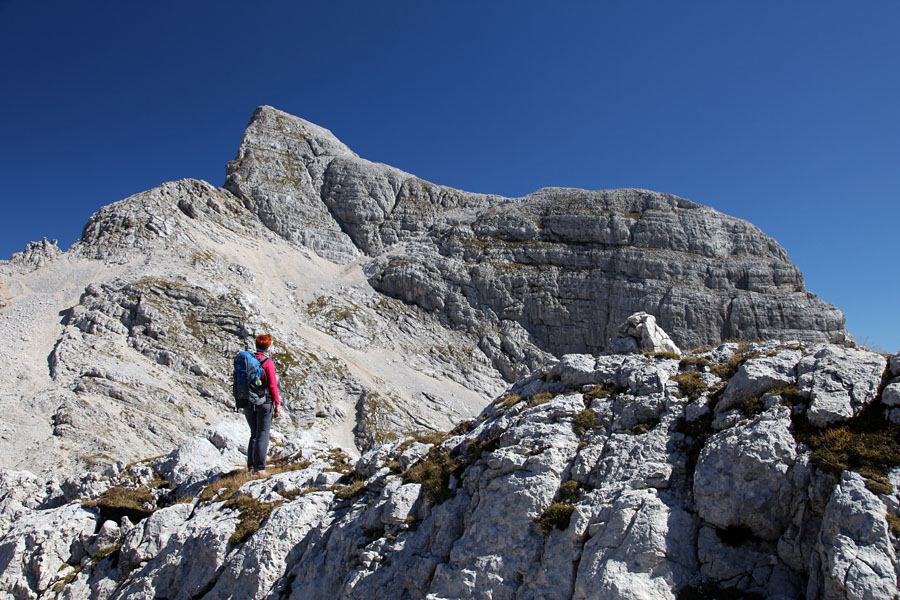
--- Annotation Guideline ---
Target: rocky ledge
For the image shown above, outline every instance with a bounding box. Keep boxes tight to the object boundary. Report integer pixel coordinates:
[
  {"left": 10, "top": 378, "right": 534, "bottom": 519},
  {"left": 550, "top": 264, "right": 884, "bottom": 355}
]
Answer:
[{"left": 3, "top": 341, "right": 899, "bottom": 600}]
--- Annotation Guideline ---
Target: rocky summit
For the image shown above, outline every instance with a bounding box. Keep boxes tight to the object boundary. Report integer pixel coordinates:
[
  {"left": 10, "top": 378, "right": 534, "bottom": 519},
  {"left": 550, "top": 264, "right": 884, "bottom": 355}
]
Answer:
[{"left": 0, "top": 106, "right": 888, "bottom": 600}]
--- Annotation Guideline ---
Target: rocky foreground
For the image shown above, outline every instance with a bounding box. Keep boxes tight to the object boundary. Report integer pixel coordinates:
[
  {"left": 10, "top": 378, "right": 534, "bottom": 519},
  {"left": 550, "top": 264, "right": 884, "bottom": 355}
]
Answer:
[{"left": 3, "top": 341, "right": 899, "bottom": 600}]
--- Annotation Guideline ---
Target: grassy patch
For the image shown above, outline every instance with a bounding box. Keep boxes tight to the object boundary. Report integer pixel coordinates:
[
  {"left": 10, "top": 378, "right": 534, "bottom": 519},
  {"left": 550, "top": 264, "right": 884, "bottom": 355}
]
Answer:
[
  {"left": 537, "top": 502, "right": 575, "bottom": 535},
  {"left": 495, "top": 394, "right": 523, "bottom": 409},
  {"left": 331, "top": 479, "right": 366, "bottom": 501},
  {"left": 741, "top": 396, "right": 766, "bottom": 419},
  {"left": 645, "top": 351, "right": 680, "bottom": 360},
  {"left": 671, "top": 371, "right": 708, "bottom": 401},
  {"left": 52, "top": 566, "right": 82, "bottom": 593},
  {"left": 679, "top": 356, "right": 710, "bottom": 370},
  {"left": 225, "top": 495, "right": 283, "bottom": 545},
  {"left": 83, "top": 485, "right": 155, "bottom": 523},
  {"left": 769, "top": 385, "right": 803, "bottom": 406},
  {"left": 887, "top": 512, "right": 900, "bottom": 538},
  {"left": 573, "top": 409, "right": 597, "bottom": 436},
  {"left": 793, "top": 404, "right": 900, "bottom": 493},
  {"left": 583, "top": 384, "right": 612, "bottom": 401},
  {"left": 402, "top": 435, "right": 500, "bottom": 505},
  {"left": 527, "top": 391, "right": 554, "bottom": 407},
  {"left": 558, "top": 480, "right": 580, "bottom": 504},
  {"left": 710, "top": 343, "right": 757, "bottom": 380},
  {"left": 626, "top": 417, "right": 661, "bottom": 435},
  {"left": 93, "top": 544, "right": 122, "bottom": 564},
  {"left": 403, "top": 447, "right": 461, "bottom": 505},
  {"left": 199, "top": 469, "right": 257, "bottom": 504}
]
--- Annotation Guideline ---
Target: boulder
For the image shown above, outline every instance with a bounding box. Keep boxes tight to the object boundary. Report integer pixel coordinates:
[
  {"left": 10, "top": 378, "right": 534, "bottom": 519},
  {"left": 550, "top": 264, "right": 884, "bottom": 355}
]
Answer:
[
  {"left": 694, "top": 406, "right": 809, "bottom": 540},
  {"left": 797, "top": 345, "right": 887, "bottom": 426},
  {"left": 608, "top": 312, "right": 681, "bottom": 356},
  {"left": 717, "top": 350, "right": 802, "bottom": 413}
]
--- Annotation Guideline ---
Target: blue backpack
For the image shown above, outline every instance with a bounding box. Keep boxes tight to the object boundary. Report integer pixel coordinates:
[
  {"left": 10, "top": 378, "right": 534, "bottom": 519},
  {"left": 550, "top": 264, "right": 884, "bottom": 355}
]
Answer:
[{"left": 233, "top": 351, "right": 271, "bottom": 409}]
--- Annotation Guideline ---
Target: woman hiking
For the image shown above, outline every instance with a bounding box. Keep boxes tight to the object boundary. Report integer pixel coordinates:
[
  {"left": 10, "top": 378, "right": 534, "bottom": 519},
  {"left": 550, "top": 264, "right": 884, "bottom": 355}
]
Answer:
[{"left": 245, "top": 333, "right": 280, "bottom": 474}]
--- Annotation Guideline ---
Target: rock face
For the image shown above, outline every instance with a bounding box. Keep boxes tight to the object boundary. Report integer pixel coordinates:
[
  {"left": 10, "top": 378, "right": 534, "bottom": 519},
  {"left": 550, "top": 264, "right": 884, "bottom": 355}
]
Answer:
[
  {"left": 2, "top": 342, "right": 898, "bottom": 600},
  {"left": 223, "top": 106, "right": 847, "bottom": 365}
]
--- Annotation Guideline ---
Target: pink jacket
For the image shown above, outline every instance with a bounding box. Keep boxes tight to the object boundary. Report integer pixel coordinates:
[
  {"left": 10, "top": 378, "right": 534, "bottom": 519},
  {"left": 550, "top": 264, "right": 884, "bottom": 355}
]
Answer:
[{"left": 254, "top": 351, "right": 280, "bottom": 406}]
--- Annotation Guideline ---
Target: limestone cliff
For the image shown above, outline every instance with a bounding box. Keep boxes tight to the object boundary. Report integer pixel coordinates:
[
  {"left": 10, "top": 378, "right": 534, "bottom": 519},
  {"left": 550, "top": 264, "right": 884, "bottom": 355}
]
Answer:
[{"left": 225, "top": 106, "right": 848, "bottom": 373}]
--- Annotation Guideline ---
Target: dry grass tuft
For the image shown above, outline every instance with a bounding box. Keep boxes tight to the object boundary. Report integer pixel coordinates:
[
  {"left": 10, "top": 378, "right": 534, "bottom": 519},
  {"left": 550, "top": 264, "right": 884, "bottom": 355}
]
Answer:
[
  {"left": 671, "top": 371, "right": 708, "bottom": 401},
  {"left": 645, "top": 351, "right": 680, "bottom": 360},
  {"left": 225, "top": 495, "right": 283, "bottom": 545},
  {"left": 83, "top": 485, "right": 155, "bottom": 522},
  {"left": 536, "top": 502, "right": 575, "bottom": 535},
  {"left": 573, "top": 409, "right": 596, "bottom": 436},
  {"left": 679, "top": 356, "right": 710, "bottom": 370}
]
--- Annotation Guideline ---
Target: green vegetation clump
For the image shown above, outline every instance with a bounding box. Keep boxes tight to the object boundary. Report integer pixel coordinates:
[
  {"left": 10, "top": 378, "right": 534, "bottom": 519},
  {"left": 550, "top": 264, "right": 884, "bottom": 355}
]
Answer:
[
  {"left": 225, "top": 495, "right": 283, "bottom": 545},
  {"left": 573, "top": 409, "right": 596, "bottom": 436},
  {"left": 52, "top": 565, "right": 82, "bottom": 593},
  {"left": 671, "top": 371, "right": 708, "bottom": 401},
  {"left": 558, "top": 480, "right": 580, "bottom": 504},
  {"left": 627, "top": 418, "right": 661, "bottom": 435},
  {"left": 83, "top": 485, "right": 155, "bottom": 523},
  {"left": 402, "top": 436, "right": 500, "bottom": 505},
  {"left": 199, "top": 469, "right": 255, "bottom": 504},
  {"left": 537, "top": 502, "right": 575, "bottom": 535},
  {"left": 331, "top": 479, "right": 366, "bottom": 500},
  {"left": 769, "top": 385, "right": 803, "bottom": 406},
  {"left": 741, "top": 396, "right": 766, "bottom": 419}
]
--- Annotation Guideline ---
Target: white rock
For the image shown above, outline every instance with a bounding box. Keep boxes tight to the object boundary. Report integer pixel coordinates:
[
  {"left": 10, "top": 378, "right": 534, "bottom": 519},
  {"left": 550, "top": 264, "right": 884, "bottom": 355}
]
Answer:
[
  {"left": 718, "top": 350, "right": 801, "bottom": 413},
  {"left": 608, "top": 312, "right": 682, "bottom": 356},
  {"left": 809, "top": 471, "right": 898, "bottom": 600},
  {"left": 694, "top": 406, "right": 808, "bottom": 540},
  {"left": 0, "top": 503, "right": 97, "bottom": 598},
  {"left": 797, "top": 345, "right": 887, "bottom": 426}
]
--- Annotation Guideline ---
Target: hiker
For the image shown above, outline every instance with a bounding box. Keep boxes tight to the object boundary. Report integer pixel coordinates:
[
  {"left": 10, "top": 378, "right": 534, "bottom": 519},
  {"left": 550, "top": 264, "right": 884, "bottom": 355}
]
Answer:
[{"left": 244, "top": 333, "right": 280, "bottom": 474}]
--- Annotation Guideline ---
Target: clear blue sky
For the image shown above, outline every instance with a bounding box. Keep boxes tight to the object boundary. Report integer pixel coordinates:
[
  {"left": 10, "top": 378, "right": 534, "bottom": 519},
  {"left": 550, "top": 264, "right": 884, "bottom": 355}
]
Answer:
[{"left": 1, "top": 1, "right": 898, "bottom": 352}]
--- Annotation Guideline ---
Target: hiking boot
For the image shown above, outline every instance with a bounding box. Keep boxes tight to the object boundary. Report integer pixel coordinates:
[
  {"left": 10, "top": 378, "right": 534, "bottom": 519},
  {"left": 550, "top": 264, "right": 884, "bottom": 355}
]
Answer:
[{"left": 255, "top": 469, "right": 268, "bottom": 476}]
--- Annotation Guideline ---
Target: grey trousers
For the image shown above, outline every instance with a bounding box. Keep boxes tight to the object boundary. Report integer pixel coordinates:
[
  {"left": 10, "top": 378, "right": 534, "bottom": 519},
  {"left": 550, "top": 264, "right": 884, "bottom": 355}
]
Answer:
[{"left": 244, "top": 402, "right": 274, "bottom": 470}]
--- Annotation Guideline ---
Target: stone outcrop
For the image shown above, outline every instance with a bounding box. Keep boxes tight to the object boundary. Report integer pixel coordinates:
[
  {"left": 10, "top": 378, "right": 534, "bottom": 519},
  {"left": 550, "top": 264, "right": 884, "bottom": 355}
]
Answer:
[
  {"left": 8, "top": 238, "right": 62, "bottom": 272},
  {"left": 2, "top": 342, "right": 897, "bottom": 599},
  {"left": 797, "top": 346, "right": 887, "bottom": 426},
  {"left": 608, "top": 311, "right": 681, "bottom": 355}
]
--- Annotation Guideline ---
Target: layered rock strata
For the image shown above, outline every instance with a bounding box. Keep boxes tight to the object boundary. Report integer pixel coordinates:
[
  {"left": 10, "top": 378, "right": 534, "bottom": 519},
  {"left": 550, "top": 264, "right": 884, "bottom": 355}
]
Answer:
[{"left": 225, "top": 106, "right": 848, "bottom": 366}]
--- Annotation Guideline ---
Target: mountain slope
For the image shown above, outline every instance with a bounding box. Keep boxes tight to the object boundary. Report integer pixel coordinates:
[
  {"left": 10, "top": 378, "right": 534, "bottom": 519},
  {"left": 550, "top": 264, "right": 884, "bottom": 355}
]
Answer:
[{"left": 0, "top": 105, "right": 847, "bottom": 479}]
